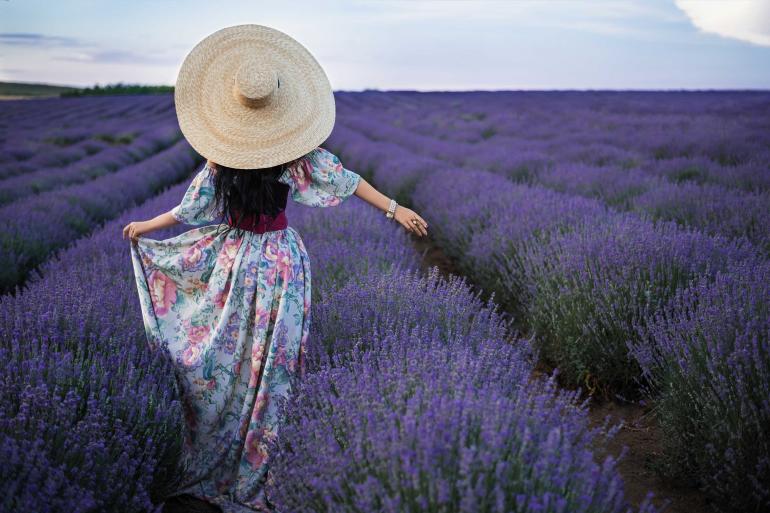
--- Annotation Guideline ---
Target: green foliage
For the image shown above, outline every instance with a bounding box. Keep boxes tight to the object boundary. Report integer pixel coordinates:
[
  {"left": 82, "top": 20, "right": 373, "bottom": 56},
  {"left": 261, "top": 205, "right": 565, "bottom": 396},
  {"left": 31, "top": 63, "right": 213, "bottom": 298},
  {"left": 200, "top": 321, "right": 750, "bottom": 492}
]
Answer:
[
  {"left": 61, "top": 82, "right": 174, "bottom": 97},
  {"left": 481, "top": 127, "right": 497, "bottom": 139},
  {"left": 94, "top": 132, "right": 136, "bottom": 145}
]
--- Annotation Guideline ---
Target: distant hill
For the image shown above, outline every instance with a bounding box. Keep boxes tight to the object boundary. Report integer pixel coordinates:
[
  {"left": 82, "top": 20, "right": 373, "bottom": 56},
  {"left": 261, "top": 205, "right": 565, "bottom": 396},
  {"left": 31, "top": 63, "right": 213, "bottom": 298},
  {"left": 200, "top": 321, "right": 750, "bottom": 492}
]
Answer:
[
  {"left": 0, "top": 81, "right": 78, "bottom": 98},
  {"left": 0, "top": 81, "right": 174, "bottom": 99}
]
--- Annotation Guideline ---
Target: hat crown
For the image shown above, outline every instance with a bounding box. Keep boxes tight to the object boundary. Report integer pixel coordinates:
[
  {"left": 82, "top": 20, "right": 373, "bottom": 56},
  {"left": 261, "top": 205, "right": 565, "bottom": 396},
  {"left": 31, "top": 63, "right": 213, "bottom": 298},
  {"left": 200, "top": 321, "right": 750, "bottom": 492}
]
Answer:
[{"left": 233, "top": 58, "right": 277, "bottom": 108}]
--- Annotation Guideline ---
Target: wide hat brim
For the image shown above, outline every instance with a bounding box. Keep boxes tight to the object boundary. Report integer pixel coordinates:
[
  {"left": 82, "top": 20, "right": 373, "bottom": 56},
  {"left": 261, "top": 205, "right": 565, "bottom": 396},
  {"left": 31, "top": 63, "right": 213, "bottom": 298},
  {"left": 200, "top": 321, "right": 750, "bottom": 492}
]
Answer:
[{"left": 174, "top": 24, "right": 335, "bottom": 169}]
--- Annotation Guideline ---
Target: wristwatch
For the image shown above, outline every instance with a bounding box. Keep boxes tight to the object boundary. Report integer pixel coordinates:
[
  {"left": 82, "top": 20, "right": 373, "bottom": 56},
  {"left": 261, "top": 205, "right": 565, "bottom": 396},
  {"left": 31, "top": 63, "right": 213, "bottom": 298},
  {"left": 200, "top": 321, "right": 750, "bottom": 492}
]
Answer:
[{"left": 386, "top": 198, "right": 397, "bottom": 219}]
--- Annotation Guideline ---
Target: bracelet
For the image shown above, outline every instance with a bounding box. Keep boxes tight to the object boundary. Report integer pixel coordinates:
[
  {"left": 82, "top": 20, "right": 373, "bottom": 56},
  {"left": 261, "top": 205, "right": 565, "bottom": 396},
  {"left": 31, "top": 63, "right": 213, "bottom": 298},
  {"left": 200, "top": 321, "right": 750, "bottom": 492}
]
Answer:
[{"left": 385, "top": 198, "right": 397, "bottom": 219}]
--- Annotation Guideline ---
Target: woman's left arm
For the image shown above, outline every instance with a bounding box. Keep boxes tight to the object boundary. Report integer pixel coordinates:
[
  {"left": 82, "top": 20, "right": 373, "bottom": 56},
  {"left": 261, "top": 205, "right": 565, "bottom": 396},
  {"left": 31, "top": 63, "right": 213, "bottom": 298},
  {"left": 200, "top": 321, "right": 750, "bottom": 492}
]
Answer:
[
  {"left": 353, "top": 177, "right": 429, "bottom": 237},
  {"left": 122, "top": 212, "right": 179, "bottom": 242}
]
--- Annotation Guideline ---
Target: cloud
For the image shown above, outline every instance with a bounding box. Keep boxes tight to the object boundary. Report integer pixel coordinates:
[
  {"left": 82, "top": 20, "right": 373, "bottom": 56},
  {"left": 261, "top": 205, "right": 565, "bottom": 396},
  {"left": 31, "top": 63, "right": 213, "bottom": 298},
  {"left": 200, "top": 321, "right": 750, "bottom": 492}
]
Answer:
[
  {"left": 0, "top": 32, "right": 86, "bottom": 47},
  {"left": 54, "top": 49, "right": 178, "bottom": 66},
  {"left": 675, "top": 0, "right": 770, "bottom": 47},
  {"left": 0, "top": 32, "right": 177, "bottom": 66}
]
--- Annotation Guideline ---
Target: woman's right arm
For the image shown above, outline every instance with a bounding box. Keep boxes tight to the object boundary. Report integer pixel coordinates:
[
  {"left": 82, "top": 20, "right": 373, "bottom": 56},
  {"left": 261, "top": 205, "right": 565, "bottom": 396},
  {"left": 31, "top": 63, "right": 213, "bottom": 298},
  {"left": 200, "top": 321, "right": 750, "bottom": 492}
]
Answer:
[{"left": 280, "top": 147, "right": 429, "bottom": 237}]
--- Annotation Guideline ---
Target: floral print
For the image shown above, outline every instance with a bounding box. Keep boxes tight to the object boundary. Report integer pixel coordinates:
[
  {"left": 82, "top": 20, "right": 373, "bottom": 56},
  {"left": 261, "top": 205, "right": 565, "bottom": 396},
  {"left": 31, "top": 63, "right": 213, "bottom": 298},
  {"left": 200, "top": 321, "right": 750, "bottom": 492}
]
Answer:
[{"left": 129, "top": 146, "right": 361, "bottom": 513}]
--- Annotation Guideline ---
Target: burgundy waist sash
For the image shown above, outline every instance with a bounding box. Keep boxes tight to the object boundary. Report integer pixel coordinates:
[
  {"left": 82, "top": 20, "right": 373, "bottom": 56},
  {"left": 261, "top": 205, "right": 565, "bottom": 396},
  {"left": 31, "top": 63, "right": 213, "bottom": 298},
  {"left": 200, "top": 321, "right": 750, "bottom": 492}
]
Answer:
[{"left": 227, "top": 210, "right": 288, "bottom": 234}]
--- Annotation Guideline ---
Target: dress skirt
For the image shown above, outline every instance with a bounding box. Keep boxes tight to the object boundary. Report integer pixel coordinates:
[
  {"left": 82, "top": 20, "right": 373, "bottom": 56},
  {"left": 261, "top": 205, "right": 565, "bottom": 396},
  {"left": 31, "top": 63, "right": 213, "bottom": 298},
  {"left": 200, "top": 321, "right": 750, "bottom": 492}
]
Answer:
[{"left": 130, "top": 223, "right": 311, "bottom": 513}]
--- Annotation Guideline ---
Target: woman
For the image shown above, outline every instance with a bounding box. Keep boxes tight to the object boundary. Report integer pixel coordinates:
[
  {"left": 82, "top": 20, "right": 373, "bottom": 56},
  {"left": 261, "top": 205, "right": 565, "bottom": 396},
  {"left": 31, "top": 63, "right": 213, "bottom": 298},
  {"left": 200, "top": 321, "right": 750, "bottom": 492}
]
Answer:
[{"left": 122, "top": 25, "right": 428, "bottom": 513}]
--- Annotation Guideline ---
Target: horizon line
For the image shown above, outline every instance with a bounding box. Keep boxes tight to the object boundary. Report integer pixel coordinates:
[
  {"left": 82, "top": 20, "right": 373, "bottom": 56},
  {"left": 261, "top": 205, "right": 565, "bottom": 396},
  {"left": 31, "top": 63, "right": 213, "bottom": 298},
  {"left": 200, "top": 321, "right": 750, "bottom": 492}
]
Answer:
[{"left": 2, "top": 80, "right": 769, "bottom": 93}]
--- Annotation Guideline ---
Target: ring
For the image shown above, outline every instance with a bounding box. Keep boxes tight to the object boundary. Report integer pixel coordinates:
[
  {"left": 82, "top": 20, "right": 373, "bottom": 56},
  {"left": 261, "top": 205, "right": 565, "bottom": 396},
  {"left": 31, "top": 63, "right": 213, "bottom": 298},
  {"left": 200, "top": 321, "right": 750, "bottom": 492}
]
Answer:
[{"left": 411, "top": 219, "right": 419, "bottom": 224}]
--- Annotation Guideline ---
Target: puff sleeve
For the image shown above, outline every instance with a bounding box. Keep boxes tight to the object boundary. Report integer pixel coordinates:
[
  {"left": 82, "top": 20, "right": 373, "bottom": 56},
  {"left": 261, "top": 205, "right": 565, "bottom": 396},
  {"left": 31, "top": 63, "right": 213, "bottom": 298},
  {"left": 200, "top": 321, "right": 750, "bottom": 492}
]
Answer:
[
  {"left": 170, "top": 162, "right": 224, "bottom": 225},
  {"left": 278, "top": 147, "right": 361, "bottom": 207}
]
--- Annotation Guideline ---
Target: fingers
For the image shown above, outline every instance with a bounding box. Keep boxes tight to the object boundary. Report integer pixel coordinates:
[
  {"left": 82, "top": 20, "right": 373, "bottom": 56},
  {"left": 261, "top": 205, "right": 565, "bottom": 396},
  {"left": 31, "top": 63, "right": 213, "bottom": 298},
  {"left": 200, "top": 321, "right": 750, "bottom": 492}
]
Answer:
[
  {"left": 394, "top": 208, "right": 429, "bottom": 237},
  {"left": 399, "top": 215, "right": 428, "bottom": 237},
  {"left": 411, "top": 212, "right": 428, "bottom": 237},
  {"left": 408, "top": 219, "right": 424, "bottom": 237},
  {"left": 123, "top": 222, "right": 140, "bottom": 242}
]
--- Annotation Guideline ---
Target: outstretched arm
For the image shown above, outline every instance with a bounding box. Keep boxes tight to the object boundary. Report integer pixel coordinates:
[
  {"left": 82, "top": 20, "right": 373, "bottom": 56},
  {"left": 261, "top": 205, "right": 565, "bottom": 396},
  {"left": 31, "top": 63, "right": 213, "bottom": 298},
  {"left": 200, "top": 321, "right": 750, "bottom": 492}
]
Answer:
[
  {"left": 123, "top": 161, "right": 221, "bottom": 243},
  {"left": 122, "top": 211, "right": 179, "bottom": 243},
  {"left": 353, "top": 177, "right": 429, "bottom": 237}
]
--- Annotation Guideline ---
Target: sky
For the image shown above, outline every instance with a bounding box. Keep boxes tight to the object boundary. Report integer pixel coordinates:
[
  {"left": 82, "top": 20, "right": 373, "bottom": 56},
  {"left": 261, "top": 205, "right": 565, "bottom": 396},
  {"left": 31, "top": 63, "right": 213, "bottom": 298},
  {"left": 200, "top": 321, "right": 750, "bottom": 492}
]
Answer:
[{"left": 1, "top": 0, "right": 769, "bottom": 91}]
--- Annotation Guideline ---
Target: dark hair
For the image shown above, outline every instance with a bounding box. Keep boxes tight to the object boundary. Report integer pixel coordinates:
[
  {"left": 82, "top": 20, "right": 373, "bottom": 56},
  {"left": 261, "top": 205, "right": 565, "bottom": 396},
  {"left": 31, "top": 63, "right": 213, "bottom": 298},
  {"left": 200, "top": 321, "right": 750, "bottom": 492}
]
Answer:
[{"left": 210, "top": 158, "right": 299, "bottom": 237}]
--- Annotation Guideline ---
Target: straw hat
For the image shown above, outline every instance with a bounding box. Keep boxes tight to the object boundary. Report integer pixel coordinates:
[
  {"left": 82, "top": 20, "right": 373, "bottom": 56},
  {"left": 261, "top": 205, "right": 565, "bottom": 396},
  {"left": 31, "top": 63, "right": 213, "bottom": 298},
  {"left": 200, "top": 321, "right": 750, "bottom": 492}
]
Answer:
[{"left": 174, "top": 24, "right": 336, "bottom": 169}]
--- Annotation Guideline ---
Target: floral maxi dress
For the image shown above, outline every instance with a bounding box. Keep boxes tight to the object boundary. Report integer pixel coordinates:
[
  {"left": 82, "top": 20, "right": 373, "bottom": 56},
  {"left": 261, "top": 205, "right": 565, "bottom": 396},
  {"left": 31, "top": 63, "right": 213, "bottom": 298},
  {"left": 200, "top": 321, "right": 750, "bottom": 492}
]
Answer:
[{"left": 129, "top": 146, "right": 361, "bottom": 513}]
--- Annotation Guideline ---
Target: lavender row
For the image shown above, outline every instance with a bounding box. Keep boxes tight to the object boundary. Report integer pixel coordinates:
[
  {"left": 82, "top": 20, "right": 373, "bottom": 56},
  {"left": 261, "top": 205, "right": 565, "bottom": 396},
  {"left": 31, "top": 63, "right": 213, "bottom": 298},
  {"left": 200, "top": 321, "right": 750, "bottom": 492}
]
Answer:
[
  {"left": 0, "top": 138, "right": 202, "bottom": 294},
  {"left": 0, "top": 134, "right": 108, "bottom": 181}
]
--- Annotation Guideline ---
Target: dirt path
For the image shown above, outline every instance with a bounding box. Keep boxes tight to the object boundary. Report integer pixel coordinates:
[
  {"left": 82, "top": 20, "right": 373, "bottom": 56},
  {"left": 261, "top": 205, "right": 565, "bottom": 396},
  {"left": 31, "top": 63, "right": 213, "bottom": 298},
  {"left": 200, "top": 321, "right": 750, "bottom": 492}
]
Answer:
[
  {"left": 410, "top": 232, "right": 712, "bottom": 513},
  {"left": 589, "top": 402, "right": 712, "bottom": 513},
  {"left": 411, "top": 233, "right": 461, "bottom": 279}
]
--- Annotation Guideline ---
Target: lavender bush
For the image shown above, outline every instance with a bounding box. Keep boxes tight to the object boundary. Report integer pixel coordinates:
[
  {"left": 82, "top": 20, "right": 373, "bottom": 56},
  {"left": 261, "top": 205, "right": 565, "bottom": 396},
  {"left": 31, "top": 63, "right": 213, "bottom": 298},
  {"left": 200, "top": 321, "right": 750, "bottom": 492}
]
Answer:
[
  {"left": 307, "top": 266, "right": 521, "bottom": 372},
  {"left": 628, "top": 261, "right": 770, "bottom": 512},
  {"left": 537, "top": 163, "right": 660, "bottom": 209},
  {"left": 286, "top": 198, "right": 421, "bottom": 296},
  {"left": 410, "top": 167, "right": 608, "bottom": 318}
]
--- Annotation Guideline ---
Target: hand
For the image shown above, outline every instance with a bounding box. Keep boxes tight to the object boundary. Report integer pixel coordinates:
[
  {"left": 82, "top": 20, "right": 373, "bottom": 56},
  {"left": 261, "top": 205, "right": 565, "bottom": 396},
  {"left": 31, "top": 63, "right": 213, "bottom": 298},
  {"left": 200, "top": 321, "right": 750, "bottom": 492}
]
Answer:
[
  {"left": 393, "top": 206, "right": 428, "bottom": 237},
  {"left": 122, "top": 221, "right": 148, "bottom": 243}
]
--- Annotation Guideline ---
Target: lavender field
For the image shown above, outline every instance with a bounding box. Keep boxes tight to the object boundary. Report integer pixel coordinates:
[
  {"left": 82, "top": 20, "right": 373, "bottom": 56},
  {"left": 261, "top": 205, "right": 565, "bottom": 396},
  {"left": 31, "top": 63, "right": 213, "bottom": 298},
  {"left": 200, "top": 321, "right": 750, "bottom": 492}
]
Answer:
[{"left": 1, "top": 91, "right": 768, "bottom": 513}]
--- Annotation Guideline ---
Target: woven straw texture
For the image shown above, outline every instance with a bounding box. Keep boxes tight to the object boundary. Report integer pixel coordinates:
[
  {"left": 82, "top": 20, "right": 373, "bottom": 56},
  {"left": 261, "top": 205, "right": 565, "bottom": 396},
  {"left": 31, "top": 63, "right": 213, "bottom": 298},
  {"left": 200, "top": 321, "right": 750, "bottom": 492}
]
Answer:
[{"left": 175, "top": 24, "right": 335, "bottom": 169}]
